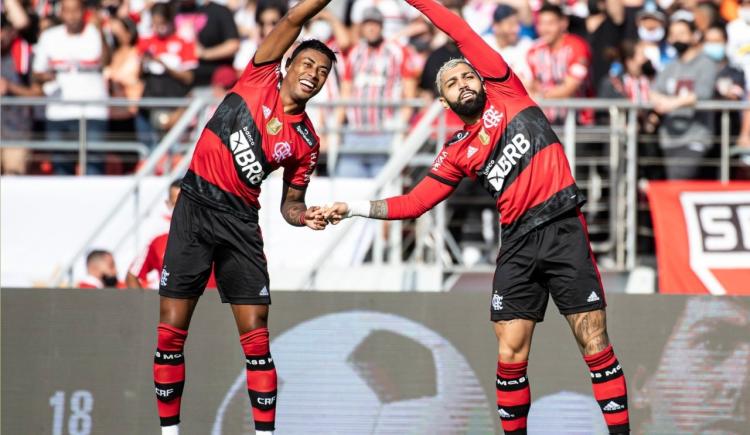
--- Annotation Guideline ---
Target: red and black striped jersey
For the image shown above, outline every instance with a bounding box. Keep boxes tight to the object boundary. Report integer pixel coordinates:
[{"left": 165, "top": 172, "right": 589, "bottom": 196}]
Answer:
[
  {"left": 392, "top": 0, "right": 584, "bottom": 242},
  {"left": 182, "top": 58, "right": 320, "bottom": 218}
]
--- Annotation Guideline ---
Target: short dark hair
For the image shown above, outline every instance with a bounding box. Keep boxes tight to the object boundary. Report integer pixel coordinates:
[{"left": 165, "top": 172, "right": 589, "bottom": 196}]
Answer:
[
  {"left": 671, "top": 18, "right": 696, "bottom": 33},
  {"left": 288, "top": 39, "right": 337, "bottom": 66},
  {"left": 706, "top": 22, "right": 728, "bottom": 41},
  {"left": 151, "top": 2, "right": 174, "bottom": 21},
  {"left": 538, "top": 3, "right": 565, "bottom": 18},
  {"left": 255, "top": 0, "right": 288, "bottom": 24},
  {"left": 86, "top": 250, "right": 112, "bottom": 266},
  {"left": 112, "top": 16, "right": 138, "bottom": 47}
]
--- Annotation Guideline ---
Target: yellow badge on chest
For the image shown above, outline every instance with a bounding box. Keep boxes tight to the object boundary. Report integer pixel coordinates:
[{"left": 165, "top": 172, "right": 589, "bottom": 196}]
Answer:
[
  {"left": 478, "top": 128, "right": 490, "bottom": 145},
  {"left": 266, "top": 117, "right": 282, "bottom": 135}
]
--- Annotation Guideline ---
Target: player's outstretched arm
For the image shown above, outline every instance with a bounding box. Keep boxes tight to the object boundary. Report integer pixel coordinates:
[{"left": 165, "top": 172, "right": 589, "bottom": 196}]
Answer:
[
  {"left": 402, "top": 0, "right": 509, "bottom": 80},
  {"left": 254, "top": 0, "right": 332, "bottom": 64},
  {"left": 281, "top": 182, "right": 328, "bottom": 230},
  {"left": 324, "top": 176, "right": 454, "bottom": 223}
]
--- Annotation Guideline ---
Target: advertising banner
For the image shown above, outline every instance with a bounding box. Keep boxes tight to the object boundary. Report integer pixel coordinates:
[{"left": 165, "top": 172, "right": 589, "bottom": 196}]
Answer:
[
  {"left": 2, "top": 290, "right": 749, "bottom": 434},
  {"left": 646, "top": 181, "right": 750, "bottom": 295}
]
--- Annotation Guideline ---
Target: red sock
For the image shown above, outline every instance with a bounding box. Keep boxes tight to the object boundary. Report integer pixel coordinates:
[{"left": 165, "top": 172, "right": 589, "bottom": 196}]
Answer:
[
  {"left": 241, "top": 327, "right": 277, "bottom": 432},
  {"left": 496, "top": 360, "right": 530, "bottom": 435},
  {"left": 584, "top": 345, "right": 629, "bottom": 434},
  {"left": 153, "top": 323, "right": 187, "bottom": 426}
]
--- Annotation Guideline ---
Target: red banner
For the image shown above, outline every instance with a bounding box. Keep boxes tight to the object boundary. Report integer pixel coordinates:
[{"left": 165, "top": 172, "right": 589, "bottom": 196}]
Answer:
[{"left": 646, "top": 181, "right": 750, "bottom": 295}]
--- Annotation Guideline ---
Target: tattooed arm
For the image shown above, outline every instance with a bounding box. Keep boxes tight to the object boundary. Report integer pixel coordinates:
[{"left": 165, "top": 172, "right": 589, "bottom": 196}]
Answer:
[
  {"left": 280, "top": 182, "right": 327, "bottom": 230},
  {"left": 324, "top": 176, "right": 455, "bottom": 223}
]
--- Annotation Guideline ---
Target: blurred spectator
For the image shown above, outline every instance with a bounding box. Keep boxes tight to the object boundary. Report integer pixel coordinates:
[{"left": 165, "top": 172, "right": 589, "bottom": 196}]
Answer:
[
  {"left": 233, "top": 0, "right": 287, "bottom": 72},
  {"left": 598, "top": 40, "right": 652, "bottom": 103},
  {"left": 527, "top": 3, "right": 593, "bottom": 124},
  {"left": 650, "top": 18, "right": 719, "bottom": 179},
  {"left": 706, "top": 23, "right": 746, "bottom": 130},
  {"left": 337, "top": 6, "right": 418, "bottom": 177},
  {"left": 207, "top": 64, "right": 238, "bottom": 116},
  {"left": 349, "top": 0, "right": 420, "bottom": 42},
  {"left": 234, "top": 0, "right": 259, "bottom": 42},
  {"left": 78, "top": 249, "right": 119, "bottom": 288},
  {"left": 104, "top": 16, "right": 142, "bottom": 139},
  {"left": 728, "top": 0, "right": 750, "bottom": 88},
  {"left": 136, "top": 2, "right": 197, "bottom": 148},
  {"left": 462, "top": 0, "right": 501, "bottom": 35},
  {"left": 176, "top": 0, "right": 240, "bottom": 87},
  {"left": 585, "top": 0, "right": 625, "bottom": 95},
  {"left": 126, "top": 178, "right": 218, "bottom": 289},
  {"left": 636, "top": 2, "right": 669, "bottom": 71},
  {"left": 418, "top": 2, "right": 463, "bottom": 99},
  {"left": 32, "top": 0, "right": 110, "bottom": 175},
  {"left": 694, "top": 1, "right": 720, "bottom": 34},
  {"left": 1, "top": 11, "right": 35, "bottom": 175},
  {"left": 483, "top": 4, "right": 532, "bottom": 89}
]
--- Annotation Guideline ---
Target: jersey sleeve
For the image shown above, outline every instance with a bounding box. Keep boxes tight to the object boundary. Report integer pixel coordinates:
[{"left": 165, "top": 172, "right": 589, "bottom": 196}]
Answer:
[
  {"left": 283, "top": 144, "right": 319, "bottom": 189},
  {"left": 129, "top": 241, "right": 156, "bottom": 280},
  {"left": 403, "top": 0, "right": 526, "bottom": 97},
  {"left": 384, "top": 175, "right": 455, "bottom": 219},
  {"left": 237, "top": 56, "right": 282, "bottom": 88},
  {"left": 31, "top": 31, "right": 50, "bottom": 73},
  {"left": 427, "top": 145, "right": 465, "bottom": 187},
  {"left": 180, "top": 40, "right": 199, "bottom": 71},
  {"left": 566, "top": 36, "right": 591, "bottom": 82}
]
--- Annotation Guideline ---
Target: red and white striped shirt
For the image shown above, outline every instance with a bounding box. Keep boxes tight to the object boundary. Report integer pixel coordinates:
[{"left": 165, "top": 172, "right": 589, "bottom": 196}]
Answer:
[
  {"left": 527, "top": 33, "right": 592, "bottom": 124},
  {"left": 343, "top": 40, "right": 418, "bottom": 129}
]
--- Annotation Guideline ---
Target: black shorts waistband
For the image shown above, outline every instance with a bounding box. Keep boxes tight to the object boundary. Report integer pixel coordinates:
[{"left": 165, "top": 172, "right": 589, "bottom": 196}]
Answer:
[{"left": 181, "top": 171, "right": 259, "bottom": 223}]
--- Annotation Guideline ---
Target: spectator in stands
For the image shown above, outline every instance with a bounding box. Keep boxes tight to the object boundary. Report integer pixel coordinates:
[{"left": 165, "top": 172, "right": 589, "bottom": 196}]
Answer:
[
  {"left": 694, "top": 1, "right": 721, "bottom": 34},
  {"left": 527, "top": 3, "right": 593, "bottom": 124},
  {"left": 705, "top": 23, "right": 746, "bottom": 135},
  {"left": 337, "top": 6, "right": 418, "bottom": 177},
  {"left": 234, "top": 0, "right": 259, "bottom": 44},
  {"left": 32, "top": 0, "right": 110, "bottom": 175},
  {"left": 176, "top": 0, "right": 240, "bottom": 87},
  {"left": 0, "top": 11, "right": 35, "bottom": 175},
  {"left": 349, "top": 0, "right": 420, "bottom": 42},
  {"left": 650, "top": 18, "right": 719, "bottom": 179},
  {"left": 233, "top": 0, "right": 287, "bottom": 73},
  {"left": 727, "top": 0, "right": 750, "bottom": 148},
  {"left": 104, "top": 16, "right": 142, "bottom": 139},
  {"left": 636, "top": 2, "right": 669, "bottom": 72},
  {"left": 126, "top": 179, "right": 217, "bottom": 289},
  {"left": 586, "top": 0, "right": 625, "bottom": 95},
  {"left": 598, "top": 40, "right": 653, "bottom": 102},
  {"left": 136, "top": 2, "right": 197, "bottom": 149},
  {"left": 78, "top": 249, "right": 119, "bottom": 289},
  {"left": 483, "top": 4, "right": 532, "bottom": 90}
]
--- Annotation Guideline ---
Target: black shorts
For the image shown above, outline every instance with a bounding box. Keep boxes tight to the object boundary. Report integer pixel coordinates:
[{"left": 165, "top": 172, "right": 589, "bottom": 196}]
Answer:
[
  {"left": 491, "top": 209, "right": 606, "bottom": 322},
  {"left": 159, "top": 194, "right": 270, "bottom": 304}
]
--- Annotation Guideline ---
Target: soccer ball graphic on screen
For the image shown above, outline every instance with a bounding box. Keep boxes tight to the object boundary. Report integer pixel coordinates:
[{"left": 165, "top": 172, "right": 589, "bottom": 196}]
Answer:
[{"left": 212, "top": 311, "right": 494, "bottom": 434}]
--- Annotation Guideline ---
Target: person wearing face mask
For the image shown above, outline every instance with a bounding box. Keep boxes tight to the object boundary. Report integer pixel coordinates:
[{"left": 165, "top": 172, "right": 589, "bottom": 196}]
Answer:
[
  {"left": 635, "top": 3, "right": 669, "bottom": 71},
  {"left": 704, "top": 23, "right": 747, "bottom": 143},
  {"left": 78, "top": 250, "right": 120, "bottom": 289},
  {"left": 650, "top": 18, "right": 719, "bottom": 179}
]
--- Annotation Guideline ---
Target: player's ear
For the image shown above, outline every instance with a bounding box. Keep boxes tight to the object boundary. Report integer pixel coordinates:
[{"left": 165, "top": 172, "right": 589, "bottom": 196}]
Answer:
[
  {"left": 285, "top": 58, "right": 292, "bottom": 71},
  {"left": 439, "top": 96, "right": 450, "bottom": 110}
]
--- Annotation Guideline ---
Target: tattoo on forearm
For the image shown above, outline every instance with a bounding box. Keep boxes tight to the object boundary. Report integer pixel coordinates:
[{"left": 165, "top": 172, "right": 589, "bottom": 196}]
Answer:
[{"left": 370, "top": 200, "right": 388, "bottom": 219}]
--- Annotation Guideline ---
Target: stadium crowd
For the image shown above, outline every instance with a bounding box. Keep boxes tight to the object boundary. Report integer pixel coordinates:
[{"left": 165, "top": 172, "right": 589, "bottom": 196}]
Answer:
[{"left": 2, "top": 0, "right": 750, "bottom": 178}]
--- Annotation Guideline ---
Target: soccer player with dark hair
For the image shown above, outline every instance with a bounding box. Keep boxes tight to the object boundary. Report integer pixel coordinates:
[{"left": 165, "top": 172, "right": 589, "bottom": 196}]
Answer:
[
  {"left": 152, "top": 0, "right": 336, "bottom": 433},
  {"left": 324, "top": 0, "right": 629, "bottom": 433}
]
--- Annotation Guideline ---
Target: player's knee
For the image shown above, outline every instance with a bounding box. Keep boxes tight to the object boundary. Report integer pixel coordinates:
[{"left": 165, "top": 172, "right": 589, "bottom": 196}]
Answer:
[{"left": 498, "top": 342, "right": 530, "bottom": 363}]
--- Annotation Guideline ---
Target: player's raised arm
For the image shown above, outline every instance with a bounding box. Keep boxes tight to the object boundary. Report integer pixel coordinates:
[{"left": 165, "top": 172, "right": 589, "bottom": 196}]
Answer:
[
  {"left": 254, "top": 0, "right": 332, "bottom": 64},
  {"left": 402, "top": 0, "right": 510, "bottom": 80},
  {"left": 325, "top": 176, "right": 455, "bottom": 223}
]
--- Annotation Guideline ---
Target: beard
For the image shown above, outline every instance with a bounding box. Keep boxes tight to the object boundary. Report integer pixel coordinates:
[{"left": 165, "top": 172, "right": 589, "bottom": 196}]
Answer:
[{"left": 447, "top": 88, "right": 486, "bottom": 117}]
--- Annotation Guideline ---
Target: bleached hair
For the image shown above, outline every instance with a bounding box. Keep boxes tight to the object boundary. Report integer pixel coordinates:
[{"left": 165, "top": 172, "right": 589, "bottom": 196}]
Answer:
[{"left": 435, "top": 58, "right": 480, "bottom": 97}]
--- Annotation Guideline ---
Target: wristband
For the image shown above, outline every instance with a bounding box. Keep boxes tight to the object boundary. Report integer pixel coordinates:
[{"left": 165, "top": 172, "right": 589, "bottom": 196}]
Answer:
[
  {"left": 299, "top": 212, "right": 306, "bottom": 226},
  {"left": 346, "top": 200, "right": 371, "bottom": 218}
]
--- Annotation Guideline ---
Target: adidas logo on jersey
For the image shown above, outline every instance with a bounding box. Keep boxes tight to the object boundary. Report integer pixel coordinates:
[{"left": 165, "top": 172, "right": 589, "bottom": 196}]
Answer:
[
  {"left": 259, "top": 286, "right": 269, "bottom": 296},
  {"left": 587, "top": 291, "right": 600, "bottom": 302},
  {"left": 262, "top": 105, "right": 272, "bottom": 119},
  {"left": 467, "top": 146, "right": 478, "bottom": 158},
  {"left": 602, "top": 401, "right": 624, "bottom": 412},
  {"left": 497, "top": 408, "right": 514, "bottom": 418},
  {"left": 229, "top": 128, "right": 265, "bottom": 185}
]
